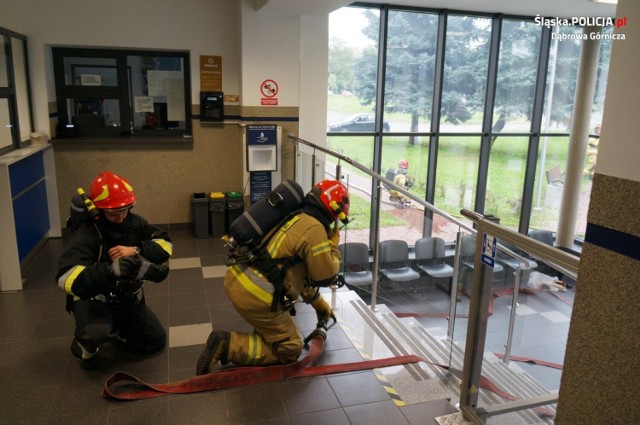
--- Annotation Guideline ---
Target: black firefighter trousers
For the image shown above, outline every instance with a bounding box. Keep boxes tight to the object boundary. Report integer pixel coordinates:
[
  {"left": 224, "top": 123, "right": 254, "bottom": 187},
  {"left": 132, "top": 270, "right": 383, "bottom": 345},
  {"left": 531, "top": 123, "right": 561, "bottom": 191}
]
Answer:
[{"left": 72, "top": 295, "right": 166, "bottom": 355}]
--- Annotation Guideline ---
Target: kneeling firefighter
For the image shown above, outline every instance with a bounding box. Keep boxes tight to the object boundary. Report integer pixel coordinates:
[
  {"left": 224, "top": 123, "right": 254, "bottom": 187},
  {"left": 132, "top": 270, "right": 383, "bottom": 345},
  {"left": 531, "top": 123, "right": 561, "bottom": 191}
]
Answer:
[
  {"left": 389, "top": 159, "right": 412, "bottom": 206},
  {"left": 196, "top": 179, "right": 349, "bottom": 374},
  {"left": 56, "top": 171, "right": 173, "bottom": 370}
]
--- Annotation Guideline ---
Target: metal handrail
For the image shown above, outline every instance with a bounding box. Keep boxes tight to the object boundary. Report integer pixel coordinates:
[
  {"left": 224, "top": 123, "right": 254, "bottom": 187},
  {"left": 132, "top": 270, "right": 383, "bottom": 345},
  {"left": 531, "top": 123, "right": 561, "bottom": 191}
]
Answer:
[
  {"left": 460, "top": 209, "right": 579, "bottom": 279},
  {"left": 289, "top": 134, "right": 571, "bottom": 275},
  {"left": 458, "top": 209, "right": 579, "bottom": 423},
  {"left": 289, "top": 134, "right": 476, "bottom": 235},
  {"left": 291, "top": 134, "right": 582, "bottom": 422}
]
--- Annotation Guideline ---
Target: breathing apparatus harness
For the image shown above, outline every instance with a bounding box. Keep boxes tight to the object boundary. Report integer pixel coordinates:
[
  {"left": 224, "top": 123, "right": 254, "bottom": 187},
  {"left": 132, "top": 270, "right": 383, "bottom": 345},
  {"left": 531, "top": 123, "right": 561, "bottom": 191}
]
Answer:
[{"left": 65, "top": 187, "right": 144, "bottom": 311}]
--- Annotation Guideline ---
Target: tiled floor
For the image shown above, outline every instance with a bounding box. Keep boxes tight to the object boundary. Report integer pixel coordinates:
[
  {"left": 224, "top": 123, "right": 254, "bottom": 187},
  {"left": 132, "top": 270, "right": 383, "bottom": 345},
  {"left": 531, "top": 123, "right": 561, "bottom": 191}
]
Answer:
[{"left": 0, "top": 224, "right": 459, "bottom": 425}]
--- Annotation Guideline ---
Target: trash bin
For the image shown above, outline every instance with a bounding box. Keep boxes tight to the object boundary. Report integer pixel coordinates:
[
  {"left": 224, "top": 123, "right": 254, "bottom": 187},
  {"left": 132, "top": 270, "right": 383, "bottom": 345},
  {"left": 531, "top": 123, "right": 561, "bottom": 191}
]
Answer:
[
  {"left": 209, "top": 192, "right": 226, "bottom": 238},
  {"left": 191, "top": 192, "right": 209, "bottom": 239},
  {"left": 225, "top": 191, "right": 244, "bottom": 232}
]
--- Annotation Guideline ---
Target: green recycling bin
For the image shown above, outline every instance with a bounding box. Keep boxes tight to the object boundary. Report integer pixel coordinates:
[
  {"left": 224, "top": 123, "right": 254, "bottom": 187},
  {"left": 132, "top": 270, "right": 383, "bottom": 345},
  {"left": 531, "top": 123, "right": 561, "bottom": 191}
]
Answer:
[
  {"left": 209, "top": 192, "right": 226, "bottom": 238},
  {"left": 225, "top": 191, "right": 244, "bottom": 232},
  {"left": 191, "top": 192, "right": 209, "bottom": 239}
]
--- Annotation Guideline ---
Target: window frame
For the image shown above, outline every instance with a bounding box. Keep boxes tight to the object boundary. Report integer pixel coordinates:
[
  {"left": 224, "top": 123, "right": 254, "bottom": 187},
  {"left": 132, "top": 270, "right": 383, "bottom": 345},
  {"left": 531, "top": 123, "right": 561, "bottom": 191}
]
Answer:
[
  {"left": 0, "top": 27, "right": 33, "bottom": 156},
  {"left": 52, "top": 47, "right": 192, "bottom": 139}
]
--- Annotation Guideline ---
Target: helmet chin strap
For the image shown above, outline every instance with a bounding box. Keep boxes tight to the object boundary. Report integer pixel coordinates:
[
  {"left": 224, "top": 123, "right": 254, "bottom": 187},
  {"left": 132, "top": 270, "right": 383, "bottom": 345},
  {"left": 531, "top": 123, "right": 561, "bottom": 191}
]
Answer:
[{"left": 329, "top": 201, "right": 349, "bottom": 224}]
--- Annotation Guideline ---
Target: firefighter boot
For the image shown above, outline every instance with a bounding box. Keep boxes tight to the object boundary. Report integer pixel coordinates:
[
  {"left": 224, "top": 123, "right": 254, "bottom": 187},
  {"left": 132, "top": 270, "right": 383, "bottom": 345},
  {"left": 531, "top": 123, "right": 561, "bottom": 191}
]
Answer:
[
  {"left": 70, "top": 337, "right": 105, "bottom": 371},
  {"left": 196, "top": 330, "right": 230, "bottom": 375}
]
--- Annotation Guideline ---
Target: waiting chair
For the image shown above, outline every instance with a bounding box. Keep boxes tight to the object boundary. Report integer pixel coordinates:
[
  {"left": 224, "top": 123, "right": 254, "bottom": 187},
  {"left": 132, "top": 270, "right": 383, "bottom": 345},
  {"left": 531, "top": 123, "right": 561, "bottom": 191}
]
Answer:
[
  {"left": 528, "top": 229, "right": 554, "bottom": 247},
  {"left": 527, "top": 229, "right": 573, "bottom": 287},
  {"left": 415, "top": 236, "right": 454, "bottom": 281},
  {"left": 338, "top": 242, "right": 373, "bottom": 289},
  {"left": 496, "top": 240, "right": 538, "bottom": 286},
  {"left": 459, "top": 233, "right": 504, "bottom": 291},
  {"left": 379, "top": 240, "right": 420, "bottom": 283}
]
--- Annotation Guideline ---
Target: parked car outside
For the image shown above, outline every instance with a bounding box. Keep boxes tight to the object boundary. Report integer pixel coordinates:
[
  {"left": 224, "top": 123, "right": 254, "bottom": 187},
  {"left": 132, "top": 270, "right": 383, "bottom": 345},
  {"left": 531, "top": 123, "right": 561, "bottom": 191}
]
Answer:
[{"left": 328, "top": 113, "right": 390, "bottom": 132}]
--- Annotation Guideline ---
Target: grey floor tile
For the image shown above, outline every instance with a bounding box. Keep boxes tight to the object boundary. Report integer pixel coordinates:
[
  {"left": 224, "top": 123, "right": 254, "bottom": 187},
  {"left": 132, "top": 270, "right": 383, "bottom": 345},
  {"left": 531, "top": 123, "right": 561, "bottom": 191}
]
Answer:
[
  {"left": 5, "top": 233, "right": 575, "bottom": 425},
  {"left": 327, "top": 371, "right": 390, "bottom": 406},
  {"left": 171, "top": 244, "right": 201, "bottom": 259},
  {"left": 169, "top": 277, "right": 206, "bottom": 294},
  {"left": 27, "top": 411, "right": 109, "bottom": 425},
  {"left": 0, "top": 385, "right": 58, "bottom": 423},
  {"left": 108, "top": 397, "right": 170, "bottom": 425},
  {"left": 169, "top": 267, "right": 204, "bottom": 281},
  {"left": 168, "top": 391, "right": 229, "bottom": 425},
  {"left": 2, "top": 351, "right": 70, "bottom": 389},
  {"left": 201, "top": 255, "right": 227, "bottom": 267},
  {"left": 118, "top": 348, "right": 169, "bottom": 376},
  {"left": 225, "top": 383, "right": 287, "bottom": 423},
  {"left": 169, "top": 290, "right": 209, "bottom": 310},
  {"left": 290, "top": 407, "right": 350, "bottom": 425},
  {"left": 169, "top": 303, "right": 211, "bottom": 327},
  {"left": 400, "top": 399, "right": 458, "bottom": 424},
  {"left": 278, "top": 377, "right": 341, "bottom": 415},
  {"left": 204, "top": 277, "right": 228, "bottom": 304},
  {"left": 315, "top": 347, "right": 364, "bottom": 366},
  {"left": 345, "top": 399, "right": 411, "bottom": 425},
  {"left": 244, "top": 417, "right": 291, "bottom": 425},
  {"left": 49, "top": 381, "right": 112, "bottom": 417}
]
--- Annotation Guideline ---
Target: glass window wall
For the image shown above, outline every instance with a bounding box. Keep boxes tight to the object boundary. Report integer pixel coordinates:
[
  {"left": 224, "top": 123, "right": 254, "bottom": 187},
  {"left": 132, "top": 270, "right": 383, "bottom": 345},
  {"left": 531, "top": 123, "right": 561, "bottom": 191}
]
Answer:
[
  {"left": 327, "top": 5, "right": 611, "bottom": 243},
  {"left": 493, "top": 20, "right": 541, "bottom": 133},
  {"left": 434, "top": 136, "right": 480, "bottom": 228},
  {"left": 327, "top": 7, "right": 380, "bottom": 134},
  {"left": 486, "top": 136, "right": 529, "bottom": 230},
  {"left": 384, "top": 10, "right": 438, "bottom": 134},
  {"left": 440, "top": 15, "right": 491, "bottom": 133},
  {"left": 530, "top": 136, "right": 569, "bottom": 232}
]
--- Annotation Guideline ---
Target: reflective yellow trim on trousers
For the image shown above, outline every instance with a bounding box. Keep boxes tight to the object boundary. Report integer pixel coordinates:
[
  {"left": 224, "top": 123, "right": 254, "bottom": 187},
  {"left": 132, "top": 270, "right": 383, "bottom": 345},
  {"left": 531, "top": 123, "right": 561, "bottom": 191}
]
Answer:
[
  {"left": 230, "top": 265, "right": 273, "bottom": 305},
  {"left": 246, "top": 333, "right": 262, "bottom": 365}
]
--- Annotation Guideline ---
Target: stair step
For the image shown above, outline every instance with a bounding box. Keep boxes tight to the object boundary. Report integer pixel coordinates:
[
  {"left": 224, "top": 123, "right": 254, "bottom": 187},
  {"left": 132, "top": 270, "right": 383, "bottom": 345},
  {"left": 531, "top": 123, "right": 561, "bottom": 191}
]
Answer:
[{"left": 337, "top": 290, "right": 556, "bottom": 424}]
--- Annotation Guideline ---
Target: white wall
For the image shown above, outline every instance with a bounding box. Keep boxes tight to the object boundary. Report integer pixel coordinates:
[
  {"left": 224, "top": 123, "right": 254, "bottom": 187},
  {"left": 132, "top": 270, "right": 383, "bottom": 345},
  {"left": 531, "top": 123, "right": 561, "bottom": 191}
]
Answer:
[
  {"left": 298, "top": 14, "right": 330, "bottom": 191},
  {"left": 595, "top": 0, "right": 640, "bottom": 183},
  {"left": 0, "top": 0, "right": 241, "bottom": 138},
  {"left": 240, "top": 0, "right": 301, "bottom": 106}
]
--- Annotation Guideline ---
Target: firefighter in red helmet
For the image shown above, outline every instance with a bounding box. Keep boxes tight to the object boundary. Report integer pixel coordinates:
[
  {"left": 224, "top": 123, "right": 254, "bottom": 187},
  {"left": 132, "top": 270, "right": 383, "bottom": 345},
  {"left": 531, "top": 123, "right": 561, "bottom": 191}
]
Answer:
[
  {"left": 56, "top": 171, "right": 173, "bottom": 370},
  {"left": 389, "top": 159, "right": 412, "bottom": 207},
  {"left": 196, "top": 179, "right": 349, "bottom": 374}
]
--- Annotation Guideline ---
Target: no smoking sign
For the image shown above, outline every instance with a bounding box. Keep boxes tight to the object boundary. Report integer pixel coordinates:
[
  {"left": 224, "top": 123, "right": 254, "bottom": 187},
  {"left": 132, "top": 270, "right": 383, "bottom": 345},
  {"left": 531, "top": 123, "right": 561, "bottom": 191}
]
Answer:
[{"left": 260, "top": 79, "right": 279, "bottom": 105}]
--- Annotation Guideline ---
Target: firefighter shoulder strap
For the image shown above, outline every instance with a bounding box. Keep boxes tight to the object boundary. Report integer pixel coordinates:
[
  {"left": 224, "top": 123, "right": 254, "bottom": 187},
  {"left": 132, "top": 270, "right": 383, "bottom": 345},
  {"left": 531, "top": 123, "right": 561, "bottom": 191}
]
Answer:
[{"left": 222, "top": 180, "right": 305, "bottom": 311}]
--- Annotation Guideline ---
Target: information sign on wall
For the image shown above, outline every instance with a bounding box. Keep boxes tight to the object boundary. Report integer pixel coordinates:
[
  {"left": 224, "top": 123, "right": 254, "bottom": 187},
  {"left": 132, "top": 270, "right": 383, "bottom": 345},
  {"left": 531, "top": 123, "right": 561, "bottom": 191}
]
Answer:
[
  {"left": 200, "top": 55, "right": 222, "bottom": 92},
  {"left": 260, "top": 79, "right": 279, "bottom": 106},
  {"left": 250, "top": 171, "right": 272, "bottom": 205}
]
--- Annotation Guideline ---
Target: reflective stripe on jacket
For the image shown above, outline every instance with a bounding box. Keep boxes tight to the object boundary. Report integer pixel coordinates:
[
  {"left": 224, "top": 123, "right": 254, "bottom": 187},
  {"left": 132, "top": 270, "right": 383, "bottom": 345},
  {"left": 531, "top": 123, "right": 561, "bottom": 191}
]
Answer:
[{"left": 228, "top": 212, "right": 341, "bottom": 303}]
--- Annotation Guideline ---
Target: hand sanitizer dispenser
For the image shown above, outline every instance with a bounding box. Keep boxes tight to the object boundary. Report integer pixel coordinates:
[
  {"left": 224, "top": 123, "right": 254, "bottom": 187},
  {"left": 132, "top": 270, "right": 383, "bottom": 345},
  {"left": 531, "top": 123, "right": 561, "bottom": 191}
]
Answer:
[{"left": 247, "top": 126, "right": 277, "bottom": 171}]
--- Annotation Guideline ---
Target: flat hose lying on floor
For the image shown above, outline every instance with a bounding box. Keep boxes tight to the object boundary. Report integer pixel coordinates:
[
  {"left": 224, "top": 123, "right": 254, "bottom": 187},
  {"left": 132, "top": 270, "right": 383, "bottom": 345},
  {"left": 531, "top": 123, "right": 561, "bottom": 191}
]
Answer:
[
  {"left": 102, "top": 335, "right": 421, "bottom": 401},
  {"left": 101, "top": 335, "right": 555, "bottom": 417}
]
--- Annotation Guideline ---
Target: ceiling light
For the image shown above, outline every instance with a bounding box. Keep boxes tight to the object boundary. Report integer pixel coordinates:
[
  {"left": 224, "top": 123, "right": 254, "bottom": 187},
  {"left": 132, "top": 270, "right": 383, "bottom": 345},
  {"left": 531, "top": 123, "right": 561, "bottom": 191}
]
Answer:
[{"left": 591, "top": 0, "right": 618, "bottom": 4}]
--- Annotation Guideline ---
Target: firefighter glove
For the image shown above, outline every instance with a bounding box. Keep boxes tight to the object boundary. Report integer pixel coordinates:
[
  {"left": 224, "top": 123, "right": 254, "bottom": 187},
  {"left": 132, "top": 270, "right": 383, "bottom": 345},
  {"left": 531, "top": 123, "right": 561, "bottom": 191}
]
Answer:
[
  {"left": 311, "top": 296, "right": 334, "bottom": 327},
  {"left": 136, "top": 261, "right": 169, "bottom": 283},
  {"left": 96, "top": 262, "right": 118, "bottom": 294},
  {"left": 329, "top": 223, "right": 340, "bottom": 246},
  {"left": 112, "top": 257, "right": 142, "bottom": 280}
]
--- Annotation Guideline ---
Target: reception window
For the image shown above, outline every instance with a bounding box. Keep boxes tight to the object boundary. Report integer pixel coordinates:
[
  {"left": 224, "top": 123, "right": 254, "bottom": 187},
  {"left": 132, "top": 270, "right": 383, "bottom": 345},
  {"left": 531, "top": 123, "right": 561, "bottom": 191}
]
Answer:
[{"left": 52, "top": 47, "right": 191, "bottom": 139}]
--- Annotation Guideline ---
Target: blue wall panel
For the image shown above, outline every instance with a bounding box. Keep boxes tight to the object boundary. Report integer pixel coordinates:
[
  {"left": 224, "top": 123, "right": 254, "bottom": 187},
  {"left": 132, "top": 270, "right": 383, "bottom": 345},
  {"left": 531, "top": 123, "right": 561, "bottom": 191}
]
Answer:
[
  {"left": 9, "top": 150, "right": 44, "bottom": 196},
  {"left": 13, "top": 180, "right": 50, "bottom": 262}
]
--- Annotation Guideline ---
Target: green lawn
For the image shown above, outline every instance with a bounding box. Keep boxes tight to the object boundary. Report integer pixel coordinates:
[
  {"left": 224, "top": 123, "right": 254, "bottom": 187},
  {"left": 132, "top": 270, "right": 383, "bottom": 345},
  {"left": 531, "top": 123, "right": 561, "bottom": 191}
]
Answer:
[{"left": 328, "top": 129, "right": 573, "bottom": 228}]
